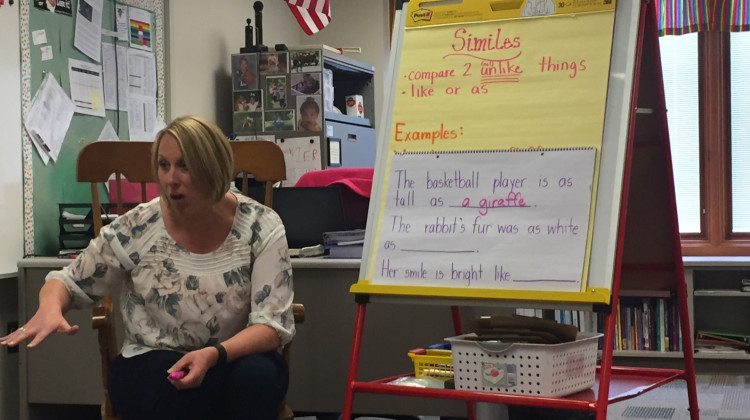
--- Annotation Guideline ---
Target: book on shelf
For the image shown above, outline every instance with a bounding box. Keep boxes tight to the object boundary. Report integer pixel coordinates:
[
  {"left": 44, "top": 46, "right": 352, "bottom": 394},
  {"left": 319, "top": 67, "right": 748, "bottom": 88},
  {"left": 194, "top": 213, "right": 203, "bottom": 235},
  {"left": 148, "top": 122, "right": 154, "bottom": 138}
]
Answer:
[
  {"left": 695, "top": 330, "right": 750, "bottom": 348},
  {"left": 522, "top": 294, "right": 684, "bottom": 353},
  {"left": 323, "top": 229, "right": 365, "bottom": 259},
  {"left": 326, "top": 243, "right": 364, "bottom": 259},
  {"left": 322, "top": 229, "right": 365, "bottom": 245},
  {"left": 694, "top": 345, "right": 748, "bottom": 355},
  {"left": 616, "top": 295, "right": 681, "bottom": 352}
]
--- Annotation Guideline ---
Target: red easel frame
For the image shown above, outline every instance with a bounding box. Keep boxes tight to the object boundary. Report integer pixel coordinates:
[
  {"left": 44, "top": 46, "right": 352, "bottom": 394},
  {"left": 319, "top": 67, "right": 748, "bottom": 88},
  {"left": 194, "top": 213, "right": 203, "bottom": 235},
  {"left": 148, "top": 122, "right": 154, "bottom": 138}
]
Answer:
[{"left": 341, "top": 2, "right": 700, "bottom": 419}]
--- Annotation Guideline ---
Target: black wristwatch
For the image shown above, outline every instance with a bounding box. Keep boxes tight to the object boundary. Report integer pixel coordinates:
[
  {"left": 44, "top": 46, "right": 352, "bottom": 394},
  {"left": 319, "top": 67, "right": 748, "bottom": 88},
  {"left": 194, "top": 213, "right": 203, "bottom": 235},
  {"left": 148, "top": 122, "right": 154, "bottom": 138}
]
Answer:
[{"left": 213, "top": 343, "right": 228, "bottom": 366}]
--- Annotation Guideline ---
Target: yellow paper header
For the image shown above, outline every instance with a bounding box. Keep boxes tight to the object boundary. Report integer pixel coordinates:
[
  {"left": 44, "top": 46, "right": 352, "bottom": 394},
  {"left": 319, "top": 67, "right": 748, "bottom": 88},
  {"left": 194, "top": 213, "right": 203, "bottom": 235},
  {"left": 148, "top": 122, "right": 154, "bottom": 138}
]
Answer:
[{"left": 406, "top": 0, "right": 616, "bottom": 27}]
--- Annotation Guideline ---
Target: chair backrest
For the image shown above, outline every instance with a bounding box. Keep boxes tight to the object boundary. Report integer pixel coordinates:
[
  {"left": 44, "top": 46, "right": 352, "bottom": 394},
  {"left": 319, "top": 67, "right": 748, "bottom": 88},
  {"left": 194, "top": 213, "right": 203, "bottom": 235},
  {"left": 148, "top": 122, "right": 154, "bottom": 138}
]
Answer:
[
  {"left": 231, "top": 140, "right": 287, "bottom": 206},
  {"left": 76, "top": 141, "right": 154, "bottom": 236},
  {"left": 77, "top": 140, "right": 287, "bottom": 236}
]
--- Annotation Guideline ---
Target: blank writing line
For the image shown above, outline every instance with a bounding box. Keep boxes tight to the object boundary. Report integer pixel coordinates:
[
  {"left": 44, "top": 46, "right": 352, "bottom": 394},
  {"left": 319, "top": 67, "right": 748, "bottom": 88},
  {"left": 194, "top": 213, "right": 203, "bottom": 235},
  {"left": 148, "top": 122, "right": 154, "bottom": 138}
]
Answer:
[
  {"left": 482, "top": 79, "right": 520, "bottom": 84},
  {"left": 512, "top": 279, "right": 578, "bottom": 283},
  {"left": 400, "top": 249, "right": 478, "bottom": 253}
]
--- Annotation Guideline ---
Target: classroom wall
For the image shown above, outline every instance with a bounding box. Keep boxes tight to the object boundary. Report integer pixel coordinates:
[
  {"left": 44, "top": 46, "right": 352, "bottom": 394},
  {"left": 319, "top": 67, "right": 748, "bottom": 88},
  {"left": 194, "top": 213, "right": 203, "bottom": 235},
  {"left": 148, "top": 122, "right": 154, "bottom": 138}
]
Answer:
[
  {"left": 292, "top": 0, "right": 390, "bottom": 129},
  {"left": 8, "top": 0, "right": 390, "bottom": 257},
  {"left": 165, "top": 0, "right": 390, "bottom": 133},
  {"left": 0, "top": 3, "right": 23, "bottom": 276}
]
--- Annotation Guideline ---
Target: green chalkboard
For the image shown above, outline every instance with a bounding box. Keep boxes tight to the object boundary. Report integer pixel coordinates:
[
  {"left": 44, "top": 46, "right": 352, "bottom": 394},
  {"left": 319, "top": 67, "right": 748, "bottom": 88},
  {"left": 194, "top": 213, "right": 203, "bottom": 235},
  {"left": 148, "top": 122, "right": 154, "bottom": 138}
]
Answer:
[{"left": 23, "top": 0, "right": 165, "bottom": 256}]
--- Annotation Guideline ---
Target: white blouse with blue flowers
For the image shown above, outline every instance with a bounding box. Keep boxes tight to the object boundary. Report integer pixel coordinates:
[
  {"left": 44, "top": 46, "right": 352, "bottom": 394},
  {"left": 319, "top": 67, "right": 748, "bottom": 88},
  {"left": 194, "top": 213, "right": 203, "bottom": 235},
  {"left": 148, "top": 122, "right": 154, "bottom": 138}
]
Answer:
[{"left": 46, "top": 192, "right": 295, "bottom": 357}]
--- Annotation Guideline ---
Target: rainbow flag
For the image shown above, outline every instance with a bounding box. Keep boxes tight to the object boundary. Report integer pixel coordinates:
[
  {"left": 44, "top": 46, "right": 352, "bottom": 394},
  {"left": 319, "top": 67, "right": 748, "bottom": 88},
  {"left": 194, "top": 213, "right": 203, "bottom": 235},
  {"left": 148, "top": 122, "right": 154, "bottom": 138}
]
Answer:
[{"left": 130, "top": 19, "right": 151, "bottom": 47}]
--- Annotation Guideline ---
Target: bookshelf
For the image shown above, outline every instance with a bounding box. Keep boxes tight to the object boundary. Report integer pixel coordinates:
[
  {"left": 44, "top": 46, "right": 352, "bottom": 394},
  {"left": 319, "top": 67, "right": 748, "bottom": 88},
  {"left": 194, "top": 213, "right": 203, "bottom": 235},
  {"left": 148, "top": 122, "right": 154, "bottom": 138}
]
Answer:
[
  {"left": 685, "top": 256, "right": 750, "bottom": 360},
  {"left": 543, "top": 257, "right": 750, "bottom": 361}
]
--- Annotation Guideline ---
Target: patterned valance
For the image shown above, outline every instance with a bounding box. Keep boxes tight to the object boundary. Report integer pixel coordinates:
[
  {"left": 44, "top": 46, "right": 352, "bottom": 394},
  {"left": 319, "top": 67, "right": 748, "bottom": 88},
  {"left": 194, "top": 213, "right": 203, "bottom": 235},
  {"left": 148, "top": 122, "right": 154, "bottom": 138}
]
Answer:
[{"left": 656, "top": 0, "right": 749, "bottom": 34}]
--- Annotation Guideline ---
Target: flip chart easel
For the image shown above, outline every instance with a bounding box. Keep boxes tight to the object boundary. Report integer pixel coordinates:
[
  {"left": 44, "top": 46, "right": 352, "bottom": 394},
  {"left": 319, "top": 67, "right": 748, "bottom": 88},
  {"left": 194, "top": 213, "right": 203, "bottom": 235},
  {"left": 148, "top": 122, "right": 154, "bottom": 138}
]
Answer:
[
  {"left": 341, "top": 0, "right": 700, "bottom": 419},
  {"left": 354, "top": 0, "right": 624, "bottom": 303}
]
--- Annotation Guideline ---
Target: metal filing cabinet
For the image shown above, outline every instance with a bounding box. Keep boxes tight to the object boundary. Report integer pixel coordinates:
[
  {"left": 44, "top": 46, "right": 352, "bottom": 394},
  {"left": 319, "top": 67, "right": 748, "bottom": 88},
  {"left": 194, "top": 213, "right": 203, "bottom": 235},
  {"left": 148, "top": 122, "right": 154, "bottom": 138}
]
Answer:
[{"left": 324, "top": 113, "right": 376, "bottom": 168}]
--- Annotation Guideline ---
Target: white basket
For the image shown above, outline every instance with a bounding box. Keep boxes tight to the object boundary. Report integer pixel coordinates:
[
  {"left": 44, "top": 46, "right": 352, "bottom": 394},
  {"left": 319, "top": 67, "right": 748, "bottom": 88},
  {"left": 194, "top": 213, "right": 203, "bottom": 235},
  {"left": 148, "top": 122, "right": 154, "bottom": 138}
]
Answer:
[{"left": 445, "top": 332, "right": 602, "bottom": 397}]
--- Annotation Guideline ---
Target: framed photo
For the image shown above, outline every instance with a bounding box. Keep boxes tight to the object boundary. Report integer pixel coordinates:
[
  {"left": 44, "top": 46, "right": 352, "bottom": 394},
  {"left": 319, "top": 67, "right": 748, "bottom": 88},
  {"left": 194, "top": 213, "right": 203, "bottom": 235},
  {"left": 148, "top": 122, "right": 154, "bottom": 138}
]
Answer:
[
  {"left": 295, "top": 96, "right": 323, "bottom": 132},
  {"left": 265, "top": 75, "right": 288, "bottom": 109},
  {"left": 264, "top": 110, "right": 295, "bottom": 132},
  {"left": 232, "top": 54, "right": 259, "bottom": 91},
  {"left": 289, "top": 50, "right": 321, "bottom": 73},
  {"left": 260, "top": 52, "right": 289, "bottom": 75},
  {"left": 290, "top": 72, "right": 321, "bottom": 96},
  {"left": 234, "top": 90, "right": 263, "bottom": 112},
  {"left": 233, "top": 111, "right": 263, "bottom": 134}
]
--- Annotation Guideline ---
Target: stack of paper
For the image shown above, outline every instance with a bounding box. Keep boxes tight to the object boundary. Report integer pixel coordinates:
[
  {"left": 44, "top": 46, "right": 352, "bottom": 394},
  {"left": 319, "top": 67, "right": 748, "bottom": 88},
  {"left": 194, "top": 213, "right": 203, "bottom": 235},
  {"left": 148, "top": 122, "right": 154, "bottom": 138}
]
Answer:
[
  {"left": 695, "top": 330, "right": 750, "bottom": 352},
  {"left": 323, "top": 229, "right": 365, "bottom": 259}
]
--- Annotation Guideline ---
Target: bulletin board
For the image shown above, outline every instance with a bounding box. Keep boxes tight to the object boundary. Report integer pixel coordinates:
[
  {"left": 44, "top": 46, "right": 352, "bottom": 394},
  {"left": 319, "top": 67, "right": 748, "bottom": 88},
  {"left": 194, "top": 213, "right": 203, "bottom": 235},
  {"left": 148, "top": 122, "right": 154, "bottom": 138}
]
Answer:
[
  {"left": 352, "top": 0, "right": 643, "bottom": 304},
  {"left": 20, "top": 0, "right": 166, "bottom": 256}
]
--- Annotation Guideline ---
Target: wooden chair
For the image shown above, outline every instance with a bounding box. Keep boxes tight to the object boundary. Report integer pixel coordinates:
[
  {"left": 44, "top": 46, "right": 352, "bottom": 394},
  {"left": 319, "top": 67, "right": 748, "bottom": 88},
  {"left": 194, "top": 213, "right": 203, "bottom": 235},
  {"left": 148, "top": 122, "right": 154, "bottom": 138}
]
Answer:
[{"left": 76, "top": 140, "right": 305, "bottom": 420}]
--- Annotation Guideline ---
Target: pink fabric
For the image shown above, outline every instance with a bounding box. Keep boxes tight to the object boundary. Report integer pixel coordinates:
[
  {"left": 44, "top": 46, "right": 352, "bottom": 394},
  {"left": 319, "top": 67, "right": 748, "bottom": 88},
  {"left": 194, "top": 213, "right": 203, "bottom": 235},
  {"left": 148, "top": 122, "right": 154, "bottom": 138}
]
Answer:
[
  {"left": 295, "top": 168, "right": 374, "bottom": 198},
  {"left": 108, "top": 179, "right": 160, "bottom": 203}
]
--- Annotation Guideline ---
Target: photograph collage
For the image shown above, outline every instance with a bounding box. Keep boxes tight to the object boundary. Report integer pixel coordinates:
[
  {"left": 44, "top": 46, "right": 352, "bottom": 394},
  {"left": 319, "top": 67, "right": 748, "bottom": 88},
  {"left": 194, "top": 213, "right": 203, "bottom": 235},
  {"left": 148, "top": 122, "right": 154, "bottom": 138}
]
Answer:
[{"left": 232, "top": 49, "right": 324, "bottom": 138}]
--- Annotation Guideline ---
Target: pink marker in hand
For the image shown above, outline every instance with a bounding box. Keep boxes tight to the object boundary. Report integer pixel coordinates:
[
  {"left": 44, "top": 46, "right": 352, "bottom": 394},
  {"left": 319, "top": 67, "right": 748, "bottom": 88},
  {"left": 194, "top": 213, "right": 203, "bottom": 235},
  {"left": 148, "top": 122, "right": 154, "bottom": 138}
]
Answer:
[{"left": 168, "top": 370, "right": 187, "bottom": 380}]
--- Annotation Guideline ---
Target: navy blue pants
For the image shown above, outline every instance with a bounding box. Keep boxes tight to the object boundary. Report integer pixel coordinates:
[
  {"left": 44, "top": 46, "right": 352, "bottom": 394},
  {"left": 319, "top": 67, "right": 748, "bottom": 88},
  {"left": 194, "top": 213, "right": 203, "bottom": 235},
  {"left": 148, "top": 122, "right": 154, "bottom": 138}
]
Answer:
[{"left": 108, "top": 349, "right": 288, "bottom": 420}]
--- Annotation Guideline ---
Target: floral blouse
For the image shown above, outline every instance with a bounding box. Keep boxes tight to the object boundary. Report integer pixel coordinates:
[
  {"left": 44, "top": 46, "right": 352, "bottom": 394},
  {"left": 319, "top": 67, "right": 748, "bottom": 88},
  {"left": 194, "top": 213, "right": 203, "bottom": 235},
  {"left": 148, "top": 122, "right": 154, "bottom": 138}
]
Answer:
[{"left": 46, "top": 192, "right": 295, "bottom": 357}]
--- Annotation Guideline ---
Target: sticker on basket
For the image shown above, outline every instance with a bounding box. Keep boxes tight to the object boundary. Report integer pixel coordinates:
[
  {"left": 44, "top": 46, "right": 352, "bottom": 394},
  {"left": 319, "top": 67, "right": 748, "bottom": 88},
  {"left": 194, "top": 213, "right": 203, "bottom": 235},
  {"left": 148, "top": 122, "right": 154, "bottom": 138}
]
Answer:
[
  {"left": 481, "top": 362, "right": 516, "bottom": 388},
  {"left": 565, "top": 355, "right": 585, "bottom": 376}
]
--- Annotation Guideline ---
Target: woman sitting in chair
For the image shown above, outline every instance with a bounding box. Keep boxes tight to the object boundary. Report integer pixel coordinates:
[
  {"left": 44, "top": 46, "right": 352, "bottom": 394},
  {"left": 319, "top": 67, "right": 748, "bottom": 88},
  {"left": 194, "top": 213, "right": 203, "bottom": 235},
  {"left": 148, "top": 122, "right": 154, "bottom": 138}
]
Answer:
[{"left": 1, "top": 116, "right": 295, "bottom": 420}]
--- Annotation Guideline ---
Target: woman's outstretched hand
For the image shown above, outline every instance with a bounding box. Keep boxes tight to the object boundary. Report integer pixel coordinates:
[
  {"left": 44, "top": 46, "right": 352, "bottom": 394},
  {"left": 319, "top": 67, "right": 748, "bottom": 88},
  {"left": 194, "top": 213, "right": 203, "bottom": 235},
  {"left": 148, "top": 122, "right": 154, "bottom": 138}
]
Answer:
[
  {"left": 0, "top": 308, "right": 79, "bottom": 348},
  {"left": 1, "top": 278, "right": 78, "bottom": 348}
]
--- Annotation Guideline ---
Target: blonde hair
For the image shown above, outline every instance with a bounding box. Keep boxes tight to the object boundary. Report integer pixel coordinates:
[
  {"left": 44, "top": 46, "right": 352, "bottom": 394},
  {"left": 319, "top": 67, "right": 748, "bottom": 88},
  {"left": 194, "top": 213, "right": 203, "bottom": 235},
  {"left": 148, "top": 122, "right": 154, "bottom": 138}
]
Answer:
[{"left": 152, "top": 116, "right": 234, "bottom": 203}]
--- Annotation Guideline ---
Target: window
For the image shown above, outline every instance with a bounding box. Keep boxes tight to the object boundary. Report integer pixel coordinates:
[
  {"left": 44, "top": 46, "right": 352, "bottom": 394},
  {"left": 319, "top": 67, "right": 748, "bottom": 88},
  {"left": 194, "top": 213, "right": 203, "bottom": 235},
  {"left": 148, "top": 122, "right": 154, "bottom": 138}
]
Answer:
[
  {"left": 660, "top": 31, "right": 750, "bottom": 255},
  {"left": 660, "top": 34, "right": 700, "bottom": 234},
  {"left": 730, "top": 32, "right": 750, "bottom": 233}
]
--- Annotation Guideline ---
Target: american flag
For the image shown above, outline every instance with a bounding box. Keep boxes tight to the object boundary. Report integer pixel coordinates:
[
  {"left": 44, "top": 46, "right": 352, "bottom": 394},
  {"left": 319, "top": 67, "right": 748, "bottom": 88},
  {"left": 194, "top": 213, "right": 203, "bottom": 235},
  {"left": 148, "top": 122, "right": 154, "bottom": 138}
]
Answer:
[{"left": 285, "top": 0, "right": 331, "bottom": 35}]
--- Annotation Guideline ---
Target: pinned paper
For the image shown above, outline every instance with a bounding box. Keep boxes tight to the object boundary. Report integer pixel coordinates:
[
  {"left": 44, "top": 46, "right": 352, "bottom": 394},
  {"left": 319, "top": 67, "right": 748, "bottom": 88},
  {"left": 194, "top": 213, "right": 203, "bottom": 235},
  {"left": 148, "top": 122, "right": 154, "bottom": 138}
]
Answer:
[
  {"left": 275, "top": 136, "right": 322, "bottom": 186},
  {"left": 68, "top": 58, "right": 105, "bottom": 117},
  {"left": 40, "top": 45, "right": 53, "bottom": 61},
  {"left": 98, "top": 120, "right": 120, "bottom": 141},
  {"left": 24, "top": 73, "right": 76, "bottom": 164},
  {"left": 129, "top": 6, "right": 153, "bottom": 51},
  {"left": 32, "top": 29, "right": 48, "bottom": 45}
]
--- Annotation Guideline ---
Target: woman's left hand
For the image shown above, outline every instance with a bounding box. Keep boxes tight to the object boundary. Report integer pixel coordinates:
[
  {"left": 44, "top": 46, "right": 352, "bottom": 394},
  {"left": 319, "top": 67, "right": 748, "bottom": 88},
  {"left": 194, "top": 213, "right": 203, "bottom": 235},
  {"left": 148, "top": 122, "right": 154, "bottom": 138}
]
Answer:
[{"left": 166, "top": 346, "right": 219, "bottom": 390}]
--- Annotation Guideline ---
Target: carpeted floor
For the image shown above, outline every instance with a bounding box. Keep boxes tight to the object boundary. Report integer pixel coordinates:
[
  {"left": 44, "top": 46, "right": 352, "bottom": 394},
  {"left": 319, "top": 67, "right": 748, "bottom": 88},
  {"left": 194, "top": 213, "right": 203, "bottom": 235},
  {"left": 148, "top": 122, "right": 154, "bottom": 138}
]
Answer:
[
  {"left": 606, "top": 374, "right": 750, "bottom": 420},
  {"left": 297, "top": 374, "right": 750, "bottom": 420}
]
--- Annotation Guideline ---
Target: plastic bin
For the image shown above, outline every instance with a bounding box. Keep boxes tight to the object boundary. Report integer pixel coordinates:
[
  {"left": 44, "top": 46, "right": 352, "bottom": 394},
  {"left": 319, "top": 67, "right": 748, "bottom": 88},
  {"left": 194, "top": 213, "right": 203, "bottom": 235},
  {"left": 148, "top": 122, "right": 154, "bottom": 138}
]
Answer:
[
  {"left": 445, "top": 332, "right": 602, "bottom": 397},
  {"left": 407, "top": 349, "right": 453, "bottom": 379}
]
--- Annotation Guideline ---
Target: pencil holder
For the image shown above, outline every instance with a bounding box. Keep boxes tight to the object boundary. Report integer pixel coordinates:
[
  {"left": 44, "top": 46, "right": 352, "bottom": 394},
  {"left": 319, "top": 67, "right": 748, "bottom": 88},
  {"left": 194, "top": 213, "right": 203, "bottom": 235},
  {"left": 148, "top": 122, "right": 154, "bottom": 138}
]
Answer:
[{"left": 407, "top": 349, "right": 453, "bottom": 379}]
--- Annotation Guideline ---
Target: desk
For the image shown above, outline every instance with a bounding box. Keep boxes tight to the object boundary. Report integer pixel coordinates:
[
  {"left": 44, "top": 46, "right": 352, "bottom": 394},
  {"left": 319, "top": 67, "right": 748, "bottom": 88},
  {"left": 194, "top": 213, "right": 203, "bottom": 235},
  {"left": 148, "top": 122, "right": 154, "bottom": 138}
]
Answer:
[
  {"left": 0, "top": 275, "right": 19, "bottom": 420},
  {"left": 17, "top": 257, "right": 471, "bottom": 419}
]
